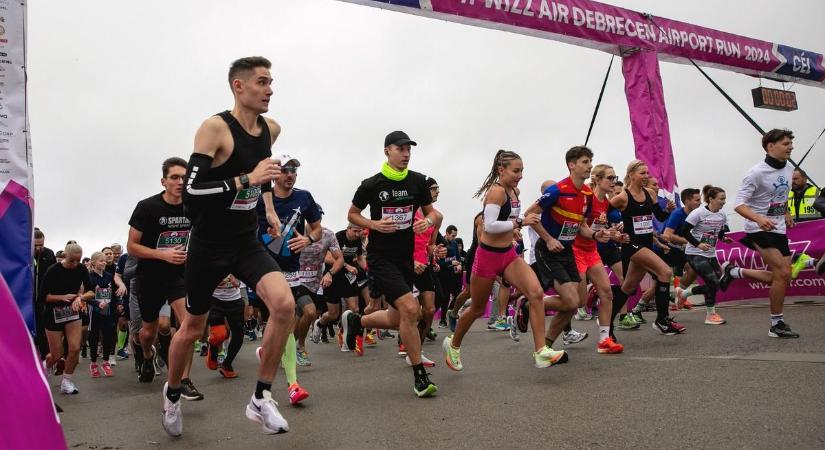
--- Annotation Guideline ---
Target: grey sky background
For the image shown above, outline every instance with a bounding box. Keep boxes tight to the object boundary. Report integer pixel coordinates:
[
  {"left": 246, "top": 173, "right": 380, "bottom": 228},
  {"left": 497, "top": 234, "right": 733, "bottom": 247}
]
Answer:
[{"left": 27, "top": 0, "right": 825, "bottom": 254}]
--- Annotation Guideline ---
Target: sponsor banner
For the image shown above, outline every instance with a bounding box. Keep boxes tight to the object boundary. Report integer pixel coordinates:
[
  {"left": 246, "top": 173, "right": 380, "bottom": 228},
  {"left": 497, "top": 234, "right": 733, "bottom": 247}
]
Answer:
[
  {"left": 339, "top": 0, "right": 825, "bottom": 87},
  {"left": 716, "top": 219, "right": 825, "bottom": 302}
]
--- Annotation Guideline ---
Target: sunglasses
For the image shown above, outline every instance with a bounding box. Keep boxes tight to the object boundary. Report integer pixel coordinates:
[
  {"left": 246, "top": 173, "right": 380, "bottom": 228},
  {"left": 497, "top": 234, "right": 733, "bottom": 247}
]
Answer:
[
  {"left": 282, "top": 166, "right": 297, "bottom": 174},
  {"left": 605, "top": 175, "right": 619, "bottom": 182}
]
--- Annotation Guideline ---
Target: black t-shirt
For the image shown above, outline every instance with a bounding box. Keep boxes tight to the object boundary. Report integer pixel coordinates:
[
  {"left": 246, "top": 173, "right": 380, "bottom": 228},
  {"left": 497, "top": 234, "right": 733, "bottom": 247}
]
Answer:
[
  {"left": 40, "top": 263, "right": 92, "bottom": 308},
  {"left": 88, "top": 270, "right": 115, "bottom": 315},
  {"left": 336, "top": 230, "right": 363, "bottom": 265},
  {"left": 352, "top": 171, "right": 432, "bottom": 258},
  {"left": 128, "top": 192, "right": 191, "bottom": 276}
]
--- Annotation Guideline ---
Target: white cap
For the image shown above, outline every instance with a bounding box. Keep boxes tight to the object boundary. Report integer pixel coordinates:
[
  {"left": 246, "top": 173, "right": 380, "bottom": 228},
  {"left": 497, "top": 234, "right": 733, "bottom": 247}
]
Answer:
[{"left": 274, "top": 154, "right": 301, "bottom": 167}]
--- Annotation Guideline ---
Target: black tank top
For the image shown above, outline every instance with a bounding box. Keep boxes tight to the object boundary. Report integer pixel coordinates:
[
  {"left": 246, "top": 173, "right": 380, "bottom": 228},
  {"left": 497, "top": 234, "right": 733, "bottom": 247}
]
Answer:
[
  {"left": 622, "top": 188, "right": 656, "bottom": 248},
  {"left": 190, "top": 111, "right": 272, "bottom": 241},
  {"left": 494, "top": 184, "right": 521, "bottom": 221}
]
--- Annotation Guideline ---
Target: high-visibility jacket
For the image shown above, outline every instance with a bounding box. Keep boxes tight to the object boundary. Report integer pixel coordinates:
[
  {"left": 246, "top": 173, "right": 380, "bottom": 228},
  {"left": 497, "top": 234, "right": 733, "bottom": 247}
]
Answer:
[{"left": 788, "top": 185, "right": 822, "bottom": 221}]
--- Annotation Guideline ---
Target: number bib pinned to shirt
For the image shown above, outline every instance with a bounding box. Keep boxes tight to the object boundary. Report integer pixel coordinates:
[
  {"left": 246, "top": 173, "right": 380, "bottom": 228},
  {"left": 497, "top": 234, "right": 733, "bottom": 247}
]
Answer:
[
  {"left": 632, "top": 215, "right": 654, "bottom": 235},
  {"left": 558, "top": 221, "right": 580, "bottom": 241},
  {"left": 766, "top": 201, "right": 787, "bottom": 218},
  {"left": 157, "top": 230, "right": 190, "bottom": 250},
  {"left": 381, "top": 206, "right": 414, "bottom": 230},
  {"left": 299, "top": 266, "right": 318, "bottom": 283},
  {"left": 53, "top": 305, "right": 80, "bottom": 324},
  {"left": 283, "top": 271, "right": 301, "bottom": 287},
  {"left": 229, "top": 185, "right": 262, "bottom": 211}
]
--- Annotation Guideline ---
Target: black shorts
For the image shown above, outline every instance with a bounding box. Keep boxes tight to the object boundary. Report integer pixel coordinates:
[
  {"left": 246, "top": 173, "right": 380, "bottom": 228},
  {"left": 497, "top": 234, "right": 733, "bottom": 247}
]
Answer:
[
  {"left": 664, "top": 248, "right": 687, "bottom": 276},
  {"left": 464, "top": 247, "right": 477, "bottom": 285},
  {"left": 80, "top": 310, "right": 90, "bottom": 327},
  {"left": 185, "top": 235, "right": 280, "bottom": 316},
  {"left": 414, "top": 266, "right": 436, "bottom": 293},
  {"left": 533, "top": 241, "right": 581, "bottom": 290},
  {"left": 597, "top": 244, "right": 622, "bottom": 268},
  {"left": 740, "top": 232, "right": 791, "bottom": 257},
  {"left": 292, "top": 285, "right": 315, "bottom": 317},
  {"left": 43, "top": 304, "right": 82, "bottom": 332},
  {"left": 366, "top": 252, "right": 415, "bottom": 306},
  {"left": 208, "top": 298, "right": 245, "bottom": 326},
  {"left": 328, "top": 269, "right": 365, "bottom": 300},
  {"left": 134, "top": 274, "right": 186, "bottom": 323}
]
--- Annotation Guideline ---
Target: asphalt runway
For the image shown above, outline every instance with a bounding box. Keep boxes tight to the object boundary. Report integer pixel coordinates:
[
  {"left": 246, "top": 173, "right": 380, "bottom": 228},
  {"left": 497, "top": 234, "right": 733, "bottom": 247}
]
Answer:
[{"left": 55, "top": 300, "right": 825, "bottom": 449}]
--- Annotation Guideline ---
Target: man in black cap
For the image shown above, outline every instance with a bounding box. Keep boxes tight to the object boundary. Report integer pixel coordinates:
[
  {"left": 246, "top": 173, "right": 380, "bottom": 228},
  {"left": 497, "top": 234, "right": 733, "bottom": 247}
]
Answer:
[{"left": 343, "top": 130, "right": 440, "bottom": 397}]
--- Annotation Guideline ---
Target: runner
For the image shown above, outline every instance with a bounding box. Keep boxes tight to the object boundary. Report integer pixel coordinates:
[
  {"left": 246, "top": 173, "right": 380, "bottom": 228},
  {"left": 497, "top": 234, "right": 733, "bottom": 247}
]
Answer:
[
  {"left": 437, "top": 224, "right": 463, "bottom": 329},
  {"left": 447, "top": 212, "right": 482, "bottom": 332},
  {"left": 733, "top": 129, "right": 799, "bottom": 338},
  {"left": 40, "top": 242, "right": 93, "bottom": 395},
  {"left": 33, "top": 228, "right": 57, "bottom": 360},
  {"left": 661, "top": 188, "right": 701, "bottom": 310},
  {"left": 205, "top": 275, "right": 246, "bottom": 378},
  {"left": 343, "top": 130, "right": 440, "bottom": 397},
  {"left": 444, "top": 149, "right": 568, "bottom": 372},
  {"left": 86, "top": 251, "right": 122, "bottom": 377},
  {"left": 128, "top": 157, "right": 201, "bottom": 403},
  {"left": 163, "top": 55, "right": 294, "bottom": 437},
  {"left": 608, "top": 160, "right": 683, "bottom": 336}
]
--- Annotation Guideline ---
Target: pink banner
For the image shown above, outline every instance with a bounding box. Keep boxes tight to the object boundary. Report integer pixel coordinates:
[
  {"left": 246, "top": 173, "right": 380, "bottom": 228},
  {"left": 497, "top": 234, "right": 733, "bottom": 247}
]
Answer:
[
  {"left": 0, "top": 274, "right": 67, "bottom": 449},
  {"left": 715, "top": 219, "right": 825, "bottom": 302},
  {"left": 341, "top": 1, "right": 825, "bottom": 87}
]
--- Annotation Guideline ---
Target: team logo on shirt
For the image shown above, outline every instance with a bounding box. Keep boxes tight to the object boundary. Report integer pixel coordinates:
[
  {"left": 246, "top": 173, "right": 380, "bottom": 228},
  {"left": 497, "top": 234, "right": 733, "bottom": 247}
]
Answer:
[
  {"left": 158, "top": 216, "right": 191, "bottom": 228},
  {"left": 379, "top": 191, "right": 390, "bottom": 202},
  {"left": 159, "top": 217, "right": 167, "bottom": 226},
  {"left": 773, "top": 176, "right": 789, "bottom": 191}
]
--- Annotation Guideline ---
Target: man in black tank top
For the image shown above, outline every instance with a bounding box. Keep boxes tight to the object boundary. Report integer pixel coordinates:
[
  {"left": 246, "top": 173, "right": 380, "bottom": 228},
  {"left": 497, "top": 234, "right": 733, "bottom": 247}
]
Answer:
[{"left": 162, "top": 57, "right": 293, "bottom": 437}]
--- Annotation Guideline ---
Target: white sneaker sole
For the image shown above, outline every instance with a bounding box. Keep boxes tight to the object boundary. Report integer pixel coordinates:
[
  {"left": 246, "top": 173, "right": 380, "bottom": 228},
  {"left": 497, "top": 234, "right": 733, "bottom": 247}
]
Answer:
[{"left": 245, "top": 405, "right": 289, "bottom": 434}]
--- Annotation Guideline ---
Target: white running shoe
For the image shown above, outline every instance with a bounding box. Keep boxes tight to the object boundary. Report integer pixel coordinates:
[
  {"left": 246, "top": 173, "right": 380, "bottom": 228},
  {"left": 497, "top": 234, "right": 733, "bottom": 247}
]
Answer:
[
  {"left": 161, "top": 382, "right": 183, "bottom": 437},
  {"left": 309, "top": 319, "right": 322, "bottom": 344},
  {"left": 405, "top": 353, "right": 436, "bottom": 368},
  {"left": 60, "top": 378, "right": 78, "bottom": 395},
  {"left": 246, "top": 391, "right": 289, "bottom": 434},
  {"left": 562, "top": 329, "right": 588, "bottom": 345},
  {"left": 108, "top": 355, "right": 117, "bottom": 367},
  {"left": 507, "top": 316, "right": 520, "bottom": 342}
]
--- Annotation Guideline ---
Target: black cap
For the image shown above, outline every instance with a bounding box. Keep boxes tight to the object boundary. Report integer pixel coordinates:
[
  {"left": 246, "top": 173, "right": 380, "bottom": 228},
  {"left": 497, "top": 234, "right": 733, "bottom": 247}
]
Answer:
[{"left": 384, "top": 130, "right": 417, "bottom": 148}]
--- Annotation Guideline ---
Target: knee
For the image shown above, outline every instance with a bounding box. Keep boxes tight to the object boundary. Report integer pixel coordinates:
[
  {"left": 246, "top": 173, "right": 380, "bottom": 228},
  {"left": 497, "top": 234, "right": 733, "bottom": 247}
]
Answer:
[
  {"left": 657, "top": 268, "right": 673, "bottom": 283},
  {"left": 67, "top": 341, "right": 80, "bottom": 354},
  {"left": 774, "top": 266, "right": 791, "bottom": 282},
  {"left": 422, "top": 304, "right": 436, "bottom": 318},
  {"left": 398, "top": 303, "right": 420, "bottom": 322},
  {"left": 304, "top": 305, "right": 317, "bottom": 321}
]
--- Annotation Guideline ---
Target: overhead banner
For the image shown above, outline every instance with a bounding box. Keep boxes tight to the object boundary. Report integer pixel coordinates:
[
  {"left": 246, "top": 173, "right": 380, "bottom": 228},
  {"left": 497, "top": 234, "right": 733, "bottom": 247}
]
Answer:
[
  {"left": 0, "top": 0, "right": 34, "bottom": 330},
  {"left": 339, "top": 0, "right": 825, "bottom": 88}
]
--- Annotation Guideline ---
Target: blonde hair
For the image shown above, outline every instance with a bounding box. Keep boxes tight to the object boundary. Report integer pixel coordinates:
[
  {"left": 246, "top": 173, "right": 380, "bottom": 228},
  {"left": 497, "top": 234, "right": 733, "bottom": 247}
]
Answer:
[
  {"left": 90, "top": 251, "right": 105, "bottom": 262},
  {"left": 623, "top": 160, "right": 647, "bottom": 187},
  {"left": 589, "top": 164, "right": 614, "bottom": 189},
  {"left": 64, "top": 242, "right": 83, "bottom": 256}
]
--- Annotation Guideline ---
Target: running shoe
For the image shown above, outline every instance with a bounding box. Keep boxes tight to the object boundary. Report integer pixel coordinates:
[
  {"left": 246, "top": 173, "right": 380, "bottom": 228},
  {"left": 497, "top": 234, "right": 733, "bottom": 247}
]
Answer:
[
  {"left": 413, "top": 372, "right": 438, "bottom": 398},
  {"left": 487, "top": 320, "right": 498, "bottom": 331},
  {"left": 816, "top": 257, "right": 825, "bottom": 275},
  {"left": 60, "top": 378, "right": 78, "bottom": 395},
  {"left": 506, "top": 316, "right": 520, "bottom": 342},
  {"left": 398, "top": 344, "right": 407, "bottom": 357},
  {"left": 109, "top": 355, "right": 118, "bottom": 367},
  {"left": 217, "top": 350, "right": 226, "bottom": 366},
  {"left": 516, "top": 296, "right": 530, "bottom": 333},
  {"left": 341, "top": 310, "right": 362, "bottom": 353},
  {"left": 574, "top": 308, "right": 593, "bottom": 321},
  {"left": 309, "top": 319, "right": 322, "bottom": 344},
  {"left": 246, "top": 328, "right": 258, "bottom": 341},
  {"left": 320, "top": 328, "right": 329, "bottom": 344},
  {"left": 206, "top": 344, "right": 219, "bottom": 370},
  {"left": 652, "top": 319, "right": 682, "bottom": 336},
  {"left": 674, "top": 287, "right": 688, "bottom": 310},
  {"left": 161, "top": 382, "right": 182, "bottom": 437},
  {"left": 287, "top": 383, "right": 309, "bottom": 406},
  {"left": 354, "top": 334, "right": 364, "bottom": 356},
  {"left": 246, "top": 391, "right": 289, "bottom": 434},
  {"left": 704, "top": 313, "right": 726, "bottom": 325},
  {"left": 438, "top": 319, "right": 448, "bottom": 329},
  {"left": 199, "top": 342, "right": 208, "bottom": 357},
  {"left": 618, "top": 314, "right": 640, "bottom": 330},
  {"left": 116, "top": 348, "right": 129, "bottom": 360},
  {"left": 54, "top": 357, "right": 65, "bottom": 376},
  {"left": 448, "top": 310, "right": 458, "bottom": 332},
  {"left": 562, "top": 329, "right": 588, "bottom": 345},
  {"left": 668, "top": 317, "right": 687, "bottom": 333},
  {"left": 366, "top": 329, "right": 378, "bottom": 346},
  {"left": 791, "top": 252, "right": 811, "bottom": 279},
  {"left": 630, "top": 310, "right": 646, "bottom": 324},
  {"left": 180, "top": 378, "right": 204, "bottom": 401},
  {"left": 89, "top": 362, "right": 100, "bottom": 378},
  {"left": 80, "top": 345, "right": 87, "bottom": 359},
  {"left": 405, "top": 354, "right": 436, "bottom": 368},
  {"left": 533, "top": 346, "right": 569, "bottom": 368},
  {"left": 718, "top": 262, "right": 734, "bottom": 292},
  {"left": 101, "top": 360, "right": 113, "bottom": 377},
  {"left": 380, "top": 329, "right": 395, "bottom": 339},
  {"left": 218, "top": 363, "right": 237, "bottom": 378},
  {"left": 296, "top": 348, "right": 311, "bottom": 367},
  {"left": 139, "top": 349, "right": 156, "bottom": 383},
  {"left": 493, "top": 317, "right": 510, "bottom": 331},
  {"left": 769, "top": 321, "right": 800, "bottom": 339},
  {"left": 442, "top": 336, "right": 462, "bottom": 371},
  {"left": 338, "top": 328, "right": 349, "bottom": 351},
  {"left": 425, "top": 328, "right": 437, "bottom": 341},
  {"left": 596, "top": 337, "right": 624, "bottom": 354}
]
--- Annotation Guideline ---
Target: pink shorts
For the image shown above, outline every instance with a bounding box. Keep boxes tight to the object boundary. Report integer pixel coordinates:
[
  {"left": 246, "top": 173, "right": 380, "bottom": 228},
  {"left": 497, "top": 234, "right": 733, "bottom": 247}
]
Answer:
[
  {"left": 472, "top": 244, "right": 519, "bottom": 280},
  {"left": 573, "top": 246, "right": 603, "bottom": 274}
]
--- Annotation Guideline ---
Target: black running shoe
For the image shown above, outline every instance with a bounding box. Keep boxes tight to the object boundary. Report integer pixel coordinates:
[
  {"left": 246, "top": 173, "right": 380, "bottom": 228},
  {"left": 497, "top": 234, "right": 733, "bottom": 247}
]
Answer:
[
  {"left": 768, "top": 321, "right": 800, "bottom": 339},
  {"left": 413, "top": 372, "right": 438, "bottom": 398},
  {"left": 180, "top": 378, "right": 204, "bottom": 401},
  {"left": 80, "top": 345, "right": 87, "bottom": 359},
  {"left": 719, "top": 262, "right": 734, "bottom": 292},
  {"left": 515, "top": 295, "right": 529, "bottom": 333},
  {"left": 138, "top": 353, "right": 155, "bottom": 383},
  {"left": 652, "top": 319, "right": 679, "bottom": 336},
  {"left": 342, "top": 310, "right": 362, "bottom": 351}
]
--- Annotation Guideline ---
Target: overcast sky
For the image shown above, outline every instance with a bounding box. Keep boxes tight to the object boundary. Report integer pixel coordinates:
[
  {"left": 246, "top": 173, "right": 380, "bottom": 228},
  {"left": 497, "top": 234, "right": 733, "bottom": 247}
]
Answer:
[{"left": 27, "top": 0, "right": 825, "bottom": 255}]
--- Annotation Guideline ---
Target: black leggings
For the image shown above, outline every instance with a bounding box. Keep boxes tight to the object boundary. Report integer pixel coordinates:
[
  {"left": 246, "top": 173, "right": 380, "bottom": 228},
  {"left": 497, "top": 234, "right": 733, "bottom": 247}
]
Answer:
[
  {"left": 208, "top": 300, "right": 245, "bottom": 367},
  {"left": 687, "top": 255, "right": 721, "bottom": 307},
  {"left": 88, "top": 311, "right": 116, "bottom": 363}
]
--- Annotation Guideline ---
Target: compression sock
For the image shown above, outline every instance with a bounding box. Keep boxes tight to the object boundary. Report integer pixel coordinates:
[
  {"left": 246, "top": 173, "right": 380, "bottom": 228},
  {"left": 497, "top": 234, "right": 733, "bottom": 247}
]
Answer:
[{"left": 280, "top": 333, "right": 298, "bottom": 386}]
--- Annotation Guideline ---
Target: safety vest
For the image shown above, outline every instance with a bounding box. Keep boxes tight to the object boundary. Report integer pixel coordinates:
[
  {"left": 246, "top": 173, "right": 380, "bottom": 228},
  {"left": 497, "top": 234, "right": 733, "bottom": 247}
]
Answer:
[{"left": 787, "top": 185, "right": 821, "bottom": 220}]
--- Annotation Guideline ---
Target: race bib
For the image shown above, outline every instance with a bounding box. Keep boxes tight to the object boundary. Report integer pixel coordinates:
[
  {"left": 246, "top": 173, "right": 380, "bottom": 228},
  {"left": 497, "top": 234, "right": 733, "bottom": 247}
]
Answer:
[
  {"left": 766, "top": 201, "right": 787, "bottom": 218},
  {"left": 283, "top": 271, "right": 301, "bottom": 287},
  {"left": 53, "top": 305, "right": 79, "bottom": 324},
  {"left": 229, "top": 185, "right": 262, "bottom": 211},
  {"left": 558, "top": 221, "right": 580, "bottom": 241},
  {"left": 95, "top": 286, "right": 112, "bottom": 304},
  {"left": 299, "top": 267, "right": 318, "bottom": 283},
  {"left": 700, "top": 232, "right": 718, "bottom": 248},
  {"left": 382, "top": 206, "right": 414, "bottom": 230},
  {"left": 632, "top": 215, "right": 654, "bottom": 235},
  {"left": 157, "top": 230, "right": 190, "bottom": 250}
]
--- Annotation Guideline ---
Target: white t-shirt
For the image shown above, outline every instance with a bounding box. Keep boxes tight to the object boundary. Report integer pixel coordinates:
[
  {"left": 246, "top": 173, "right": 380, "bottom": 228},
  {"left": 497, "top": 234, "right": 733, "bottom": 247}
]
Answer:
[
  {"left": 527, "top": 227, "right": 539, "bottom": 265},
  {"left": 733, "top": 160, "right": 793, "bottom": 235},
  {"left": 685, "top": 207, "right": 727, "bottom": 258}
]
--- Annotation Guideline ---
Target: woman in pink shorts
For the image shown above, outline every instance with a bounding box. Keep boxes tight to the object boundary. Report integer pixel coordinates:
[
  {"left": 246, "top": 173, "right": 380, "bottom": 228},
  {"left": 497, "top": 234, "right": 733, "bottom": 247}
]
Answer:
[{"left": 443, "top": 150, "right": 568, "bottom": 371}]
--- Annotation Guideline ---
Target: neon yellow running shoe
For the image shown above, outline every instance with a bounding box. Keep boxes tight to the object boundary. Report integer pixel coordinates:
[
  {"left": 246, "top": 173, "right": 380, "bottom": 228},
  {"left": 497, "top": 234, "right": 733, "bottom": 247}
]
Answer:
[{"left": 442, "top": 336, "right": 463, "bottom": 371}]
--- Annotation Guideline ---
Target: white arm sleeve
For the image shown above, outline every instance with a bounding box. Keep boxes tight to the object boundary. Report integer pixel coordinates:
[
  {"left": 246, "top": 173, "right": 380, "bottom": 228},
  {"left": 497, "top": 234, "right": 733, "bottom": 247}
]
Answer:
[{"left": 483, "top": 203, "right": 515, "bottom": 234}]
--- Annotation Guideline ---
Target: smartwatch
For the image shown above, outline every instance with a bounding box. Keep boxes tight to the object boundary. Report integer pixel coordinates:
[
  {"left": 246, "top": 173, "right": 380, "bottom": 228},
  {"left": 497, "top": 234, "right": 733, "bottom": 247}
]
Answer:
[
  {"left": 515, "top": 217, "right": 524, "bottom": 228},
  {"left": 239, "top": 173, "right": 250, "bottom": 189}
]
